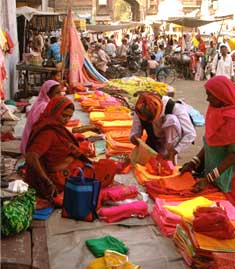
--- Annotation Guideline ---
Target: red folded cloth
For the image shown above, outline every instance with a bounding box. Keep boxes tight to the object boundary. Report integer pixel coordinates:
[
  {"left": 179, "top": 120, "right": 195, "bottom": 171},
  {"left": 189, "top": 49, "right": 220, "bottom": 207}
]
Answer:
[
  {"left": 145, "top": 155, "right": 175, "bottom": 176},
  {"left": 193, "top": 206, "right": 235, "bottom": 239},
  {"left": 98, "top": 201, "right": 149, "bottom": 223},
  {"left": 100, "top": 184, "right": 138, "bottom": 203}
]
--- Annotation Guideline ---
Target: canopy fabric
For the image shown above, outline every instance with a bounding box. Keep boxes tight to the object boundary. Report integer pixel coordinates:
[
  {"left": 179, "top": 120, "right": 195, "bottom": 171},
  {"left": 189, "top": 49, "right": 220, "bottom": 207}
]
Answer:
[
  {"left": 167, "top": 17, "right": 222, "bottom": 28},
  {"left": 86, "top": 22, "right": 144, "bottom": 33},
  {"left": 16, "top": 6, "right": 63, "bottom": 21}
]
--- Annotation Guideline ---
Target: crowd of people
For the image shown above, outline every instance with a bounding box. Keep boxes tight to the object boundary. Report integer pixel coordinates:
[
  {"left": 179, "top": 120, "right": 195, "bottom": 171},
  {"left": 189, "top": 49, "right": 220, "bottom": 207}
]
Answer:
[{"left": 25, "top": 28, "right": 235, "bottom": 82}]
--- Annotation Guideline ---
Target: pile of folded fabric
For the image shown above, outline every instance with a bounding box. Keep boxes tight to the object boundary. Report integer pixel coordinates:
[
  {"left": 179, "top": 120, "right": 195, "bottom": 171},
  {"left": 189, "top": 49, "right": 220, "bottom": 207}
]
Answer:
[
  {"left": 97, "top": 182, "right": 149, "bottom": 223},
  {"left": 134, "top": 163, "right": 179, "bottom": 186},
  {"left": 90, "top": 110, "right": 131, "bottom": 123},
  {"left": 100, "top": 184, "right": 139, "bottom": 204},
  {"left": 144, "top": 172, "right": 226, "bottom": 202},
  {"left": 74, "top": 91, "right": 121, "bottom": 112},
  {"left": 170, "top": 200, "right": 235, "bottom": 268},
  {"left": 87, "top": 249, "right": 140, "bottom": 269},
  {"left": 86, "top": 236, "right": 140, "bottom": 269},
  {"left": 151, "top": 198, "right": 181, "bottom": 237},
  {"left": 82, "top": 131, "right": 106, "bottom": 156},
  {"left": 105, "top": 130, "right": 135, "bottom": 156},
  {"left": 95, "top": 119, "right": 133, "bottom": 133},
  {"left": 98, "top": 200, "right": 149, "bottom": 223}
]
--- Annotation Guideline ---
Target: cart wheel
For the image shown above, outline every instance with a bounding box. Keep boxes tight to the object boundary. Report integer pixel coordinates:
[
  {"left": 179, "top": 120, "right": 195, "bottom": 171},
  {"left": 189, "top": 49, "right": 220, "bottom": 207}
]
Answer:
[
  {"left": 157, "top": 70, "right": 166, "bottom": 82},
  {"left": 164, "top": 68, "right": 176, "bottom": 84}
]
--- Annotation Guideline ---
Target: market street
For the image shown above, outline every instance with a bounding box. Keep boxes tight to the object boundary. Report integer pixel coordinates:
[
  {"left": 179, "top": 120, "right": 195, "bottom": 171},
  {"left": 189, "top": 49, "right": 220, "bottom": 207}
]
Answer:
[{"left": 171, "top": 79, "right": 207, "bottom": 165}]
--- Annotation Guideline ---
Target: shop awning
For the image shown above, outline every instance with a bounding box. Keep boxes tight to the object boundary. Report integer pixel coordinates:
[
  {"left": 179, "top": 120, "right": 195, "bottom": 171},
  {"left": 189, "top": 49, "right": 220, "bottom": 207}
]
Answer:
[
  {"left": 16, "top": 6, "right": 64, "bottom": 21},
  {"left": 167, "top": 17, "right": 223, "bottom": 28}
]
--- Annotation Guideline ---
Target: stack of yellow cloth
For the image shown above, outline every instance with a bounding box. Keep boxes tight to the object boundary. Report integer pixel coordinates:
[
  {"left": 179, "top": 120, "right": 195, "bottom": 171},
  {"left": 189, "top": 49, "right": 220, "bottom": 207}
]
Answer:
[
  {"left": 95, "top": 120, "right": 133, "bottom": 133},
  {"left": 90, "top": 111, "right": 131, "bottom": 123},
  {"left": 163, "top": 197, "right": 215, "bottom": 220},
  {"left": 87, "top": 250, "right": 140, "bottom": 269}
]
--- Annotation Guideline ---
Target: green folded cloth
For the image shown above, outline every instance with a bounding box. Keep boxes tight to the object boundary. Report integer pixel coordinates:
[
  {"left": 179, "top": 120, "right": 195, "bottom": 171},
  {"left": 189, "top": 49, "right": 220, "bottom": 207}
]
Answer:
[
  {"left": 85, "top": 235, "right": 129, "bottom": 257},
  {"left": 4, "top": 100, "right": 16, "bottom": 106}
]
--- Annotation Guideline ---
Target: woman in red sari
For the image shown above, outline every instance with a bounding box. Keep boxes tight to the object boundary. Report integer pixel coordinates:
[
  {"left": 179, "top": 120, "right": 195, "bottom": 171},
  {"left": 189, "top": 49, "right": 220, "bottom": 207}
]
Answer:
[
  {"left": 25, "top": 96, "right": 91, "bottom": 204},
  {"left": 181, "top": 76, "right": 235, "bottom": 205}
]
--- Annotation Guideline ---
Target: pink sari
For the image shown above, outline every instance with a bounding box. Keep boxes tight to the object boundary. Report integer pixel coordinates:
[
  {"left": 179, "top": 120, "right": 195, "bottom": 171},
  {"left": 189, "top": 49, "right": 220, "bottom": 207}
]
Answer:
[{"left": 20, "top": 80, "right": 59, "bottom": 154}]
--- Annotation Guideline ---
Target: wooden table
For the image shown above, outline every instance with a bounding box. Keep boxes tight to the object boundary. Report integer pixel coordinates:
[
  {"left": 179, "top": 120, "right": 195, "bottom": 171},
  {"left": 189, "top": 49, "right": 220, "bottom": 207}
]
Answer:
[{"left": 16, "top": 63, "right": 58, "bottom": 97}]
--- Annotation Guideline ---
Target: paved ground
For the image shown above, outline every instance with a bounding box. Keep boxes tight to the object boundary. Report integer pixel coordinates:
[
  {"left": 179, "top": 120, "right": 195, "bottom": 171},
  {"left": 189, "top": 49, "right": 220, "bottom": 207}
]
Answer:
[{"left": 171, "top": 79, "right": 207, "bottom": 165}]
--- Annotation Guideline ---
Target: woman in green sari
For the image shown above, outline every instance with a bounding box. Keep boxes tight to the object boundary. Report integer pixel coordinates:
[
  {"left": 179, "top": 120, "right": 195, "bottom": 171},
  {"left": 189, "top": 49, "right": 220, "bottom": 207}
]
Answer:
[{"left": 181, "top": 75, "right": 235, "bottom": 205}]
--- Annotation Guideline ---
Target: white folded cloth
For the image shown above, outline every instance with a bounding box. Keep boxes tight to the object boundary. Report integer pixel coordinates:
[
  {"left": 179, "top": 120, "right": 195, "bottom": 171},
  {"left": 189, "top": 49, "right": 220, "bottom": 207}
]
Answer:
[{"left": 7, "top": 180, "right": 29, "bottom": 193}]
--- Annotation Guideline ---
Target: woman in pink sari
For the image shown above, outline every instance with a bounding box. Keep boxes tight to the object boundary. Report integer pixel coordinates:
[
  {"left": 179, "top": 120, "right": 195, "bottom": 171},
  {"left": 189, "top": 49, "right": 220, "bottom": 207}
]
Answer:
[{"left": 20, "top": 80, "right": 61, "bottom": 154}]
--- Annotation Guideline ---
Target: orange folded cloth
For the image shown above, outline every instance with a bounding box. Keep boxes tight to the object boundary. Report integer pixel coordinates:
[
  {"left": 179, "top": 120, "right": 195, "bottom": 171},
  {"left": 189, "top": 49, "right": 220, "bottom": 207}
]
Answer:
[{"left": 194, "top": 228, "right": 235, "bottom": 252}]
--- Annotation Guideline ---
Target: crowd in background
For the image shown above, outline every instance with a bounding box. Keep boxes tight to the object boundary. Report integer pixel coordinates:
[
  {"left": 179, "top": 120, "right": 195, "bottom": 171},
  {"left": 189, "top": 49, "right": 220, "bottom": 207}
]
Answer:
[{"left": 24, "top": 28, "right": 235, "bottom": 81}]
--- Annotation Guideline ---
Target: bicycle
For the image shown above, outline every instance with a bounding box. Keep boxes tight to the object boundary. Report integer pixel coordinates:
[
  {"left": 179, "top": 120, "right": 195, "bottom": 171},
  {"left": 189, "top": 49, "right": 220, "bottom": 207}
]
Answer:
[{"left": 156, "top": 65, "right": 176, "bottom": 85}]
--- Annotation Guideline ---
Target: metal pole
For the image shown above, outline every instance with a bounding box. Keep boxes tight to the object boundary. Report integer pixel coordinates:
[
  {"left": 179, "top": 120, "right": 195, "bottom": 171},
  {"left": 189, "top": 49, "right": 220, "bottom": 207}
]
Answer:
[
  {"left": 92, "top": 0, "right": 96, "bottom": 24},
  {"left": 216, "top": 19, "right": 224, "bottom": 48}
]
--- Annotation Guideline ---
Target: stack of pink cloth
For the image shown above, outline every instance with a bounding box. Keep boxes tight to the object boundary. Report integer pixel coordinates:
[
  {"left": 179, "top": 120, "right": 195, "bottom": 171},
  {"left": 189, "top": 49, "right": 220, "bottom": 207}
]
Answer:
[
  {"left": 151, "top": 198, "right": 181, "bottom": 237},
  {"left": 100, "top": 184, "right": 139, "bottom": 203},
  {"left": 98, "top": 201, "right": 149, "bottom": 223},
  {"left": 217, "top": 200, "right": 235, "bottom": 221}
]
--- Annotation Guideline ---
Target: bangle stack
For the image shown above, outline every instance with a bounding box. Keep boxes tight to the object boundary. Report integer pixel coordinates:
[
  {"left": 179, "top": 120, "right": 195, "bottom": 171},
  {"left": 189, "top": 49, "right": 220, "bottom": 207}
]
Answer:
[
  {"left": 206, "top": 167, "right": 220, "bottom": 184},
  {"left": 191, "top": 156, "right": 201, "bottom": 167}
]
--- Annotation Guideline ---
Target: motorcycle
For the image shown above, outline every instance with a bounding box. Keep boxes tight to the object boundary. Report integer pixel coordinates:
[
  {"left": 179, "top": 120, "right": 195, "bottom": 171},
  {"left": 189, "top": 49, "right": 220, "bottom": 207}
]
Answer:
[{"left": 127, "top": 51, "right": 142, "bottom": 73}]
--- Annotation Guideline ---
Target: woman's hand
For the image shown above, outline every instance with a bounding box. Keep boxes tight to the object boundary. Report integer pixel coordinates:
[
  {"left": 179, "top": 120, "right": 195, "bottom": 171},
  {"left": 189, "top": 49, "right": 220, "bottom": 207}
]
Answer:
[
  {"left": 192, "top": 178, "right": 208, "bottom": 193},
  {"left": 179, "top": 161, "right": 196, "bottom": 175},
  {"left": 43, "top": 180, "right": 58, "bottom": 201}
]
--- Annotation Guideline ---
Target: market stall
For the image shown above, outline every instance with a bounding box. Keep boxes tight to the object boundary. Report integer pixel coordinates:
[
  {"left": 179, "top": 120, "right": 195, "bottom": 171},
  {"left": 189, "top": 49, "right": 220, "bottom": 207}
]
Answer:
[
  {"left": 16, "top": 6, "right": 65, "bottom": 61},
  {"left": 16, "top": 63, "right": 58, "bottom": 95}
]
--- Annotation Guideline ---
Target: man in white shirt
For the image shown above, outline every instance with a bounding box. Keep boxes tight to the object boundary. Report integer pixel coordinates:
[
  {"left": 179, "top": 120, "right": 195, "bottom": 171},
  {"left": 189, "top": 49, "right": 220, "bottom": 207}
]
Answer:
[
  {"left": 129, "top": 93, "right": 196, "bottom": 164},
  {"left": 94, "top": 43, "right": 110, "bottom": 74},
  {"left": 211, "top": 44, "right": 234, "bottom": 80},
  {"left": 117, "top": 39, "right": 128, "bottom": 57},
  {"left": 105, "top": 39, "right": 116, "bottom": 58}
]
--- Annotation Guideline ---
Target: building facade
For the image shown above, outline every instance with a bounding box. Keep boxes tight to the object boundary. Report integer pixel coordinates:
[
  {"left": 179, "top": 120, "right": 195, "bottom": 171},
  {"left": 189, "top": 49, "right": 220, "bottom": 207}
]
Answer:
[{"left": 17, "top": 0, "right": 224, "bottom": 24}]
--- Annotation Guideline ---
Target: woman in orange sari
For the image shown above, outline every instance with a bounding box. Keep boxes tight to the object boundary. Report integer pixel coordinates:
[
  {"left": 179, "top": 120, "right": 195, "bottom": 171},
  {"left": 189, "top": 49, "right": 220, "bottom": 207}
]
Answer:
[{"left": 25, "top": 96, "right": 91, "bottom": 205}]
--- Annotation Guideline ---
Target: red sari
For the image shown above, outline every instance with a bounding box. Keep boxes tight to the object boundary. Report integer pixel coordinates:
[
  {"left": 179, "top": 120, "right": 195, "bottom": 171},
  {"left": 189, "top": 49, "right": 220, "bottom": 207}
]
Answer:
[
  {"left": 26, "top": 96, "right": 89, "bottom": 199},
  {"left": 204, "top": 76, "right": 235, "bottom": 205},
  {"left": 25, "top": 96, "right": 118, "bottom": 205}
]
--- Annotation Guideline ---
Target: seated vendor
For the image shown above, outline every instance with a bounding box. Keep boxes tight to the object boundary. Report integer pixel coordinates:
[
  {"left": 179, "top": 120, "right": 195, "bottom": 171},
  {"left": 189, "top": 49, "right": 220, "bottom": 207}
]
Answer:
[
  {"left": 129, "top": 93, "right": 196, "bottom": 164},
  {"left": 25, "top": 96, "right": 111, "bottom": 206},
  {"left": 25, "top": 96, "right": 114, "bottom": 206},
  {"left": 20, "top": 80, "right": 62, "bottom": 154}
]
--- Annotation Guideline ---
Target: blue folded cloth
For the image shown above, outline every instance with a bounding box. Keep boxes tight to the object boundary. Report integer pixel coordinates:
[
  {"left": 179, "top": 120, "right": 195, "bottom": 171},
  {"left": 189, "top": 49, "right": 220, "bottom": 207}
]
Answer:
[
  {"left": 188, "top": 107, "right": 205, "bottom": 126},
  {"left": 33, "top": 207, "right": 54, "bottom": 220}
]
